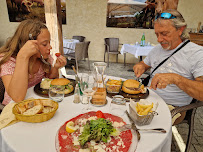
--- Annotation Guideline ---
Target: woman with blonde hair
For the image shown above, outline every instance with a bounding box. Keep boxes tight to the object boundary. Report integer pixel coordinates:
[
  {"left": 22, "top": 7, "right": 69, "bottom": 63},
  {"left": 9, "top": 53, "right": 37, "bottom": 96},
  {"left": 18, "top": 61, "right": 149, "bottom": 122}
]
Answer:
[{"left": 0, "top": 19, "right": 67, "bottom": 105}]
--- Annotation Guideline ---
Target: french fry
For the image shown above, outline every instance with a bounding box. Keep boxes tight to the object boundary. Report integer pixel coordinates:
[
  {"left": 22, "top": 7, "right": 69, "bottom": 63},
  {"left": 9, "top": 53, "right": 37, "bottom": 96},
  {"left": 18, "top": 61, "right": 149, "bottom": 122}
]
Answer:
[
  {"left": 136, "top": 103, "right": 141, "bottom": 113},
  {"left": 135, "top": 105, "right": 139, "bottom": 113},
  {"left": 139, "top": 104, "right": 152, "bottom": 109},
  {"left": 140, "top": 103, "right": 153, "bottom": 115},
  {"left": 136, "top": 102, "right": 154, "bottom": 115},
  {"left": 107, "top": 79, "right": 122, "bottom": 85}
]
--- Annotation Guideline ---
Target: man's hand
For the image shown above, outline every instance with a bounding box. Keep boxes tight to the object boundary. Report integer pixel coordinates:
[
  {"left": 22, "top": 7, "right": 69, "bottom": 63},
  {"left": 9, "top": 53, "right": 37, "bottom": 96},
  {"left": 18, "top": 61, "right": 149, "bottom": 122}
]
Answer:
[
  {"left": 150, "top": 73, "right": 180, "bottom": 90},
  {"left": 133, "top": 61, "right": 150, "bottom": 77}
]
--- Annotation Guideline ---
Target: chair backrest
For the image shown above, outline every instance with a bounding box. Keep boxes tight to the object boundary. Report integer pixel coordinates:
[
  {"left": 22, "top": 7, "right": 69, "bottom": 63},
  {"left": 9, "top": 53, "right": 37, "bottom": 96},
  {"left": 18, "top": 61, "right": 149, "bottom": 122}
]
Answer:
[
  {"left": 83, "top": 41, "right": 91, "bottom": 58},
  {"left": 0, "top": 78, "right": 5, "bottom": 103},
  {"left": 72, "top": 36, "right": 86, "bottom": 42},
  {"left": 75, "top": 42, "right": 85, "bottom": 60},
  {"left": 104, "top": 38, "right": 119, "bottom": 52}
]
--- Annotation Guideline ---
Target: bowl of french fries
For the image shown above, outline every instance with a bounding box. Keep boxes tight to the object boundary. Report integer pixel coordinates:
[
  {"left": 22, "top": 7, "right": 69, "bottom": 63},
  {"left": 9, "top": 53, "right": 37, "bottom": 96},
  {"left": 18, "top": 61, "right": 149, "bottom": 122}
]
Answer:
[
  {"left": 106, "top": 79, "right": 122, "bottom": 93},
  {"left": 129, "top": 99, "right": 158, "bottom": 126}
]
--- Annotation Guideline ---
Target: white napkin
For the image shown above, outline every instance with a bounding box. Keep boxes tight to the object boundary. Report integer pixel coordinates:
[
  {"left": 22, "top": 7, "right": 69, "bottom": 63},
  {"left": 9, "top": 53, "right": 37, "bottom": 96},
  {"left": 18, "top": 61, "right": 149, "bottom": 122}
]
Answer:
[{"left": 0, "top": 103, "right": 19, "bottom": 130}]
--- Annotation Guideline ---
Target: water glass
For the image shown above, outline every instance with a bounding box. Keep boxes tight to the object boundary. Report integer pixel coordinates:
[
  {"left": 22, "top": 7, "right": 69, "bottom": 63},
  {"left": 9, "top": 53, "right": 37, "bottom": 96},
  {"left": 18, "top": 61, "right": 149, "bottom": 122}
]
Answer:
[
  {"left": 147, "top": 42, "right": 151, "bottom": 46},
  {"left": 49, "top": 85, "right": 65, "bottom": 102},
  {"left": 135, "top": 42, "right": 139, "bottom": 46},
  {"left": 80, "top": 73, "right": 97, "bottom": 112},
  {"left": 80, "top": 73, "right": 89, "bottom": 104}
]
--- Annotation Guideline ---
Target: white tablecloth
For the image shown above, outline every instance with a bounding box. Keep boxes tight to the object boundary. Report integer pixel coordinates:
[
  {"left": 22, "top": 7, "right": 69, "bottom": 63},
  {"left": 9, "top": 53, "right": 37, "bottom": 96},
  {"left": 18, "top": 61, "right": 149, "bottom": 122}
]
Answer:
[
  {"left": 0, "top": 75, "right": 172, "bottom": 152},
  {"left": 63, "top": 38, "right": 79, "bottom": 54},
  {"left": 121, "top": 44, "right": 154, "bottom": 58}
]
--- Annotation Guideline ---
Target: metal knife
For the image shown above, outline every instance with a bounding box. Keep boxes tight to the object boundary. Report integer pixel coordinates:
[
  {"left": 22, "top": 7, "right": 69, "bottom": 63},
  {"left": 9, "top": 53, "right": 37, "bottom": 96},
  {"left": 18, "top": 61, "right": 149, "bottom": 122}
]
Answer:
[{"left": 125, "top": 110, "right": 141, "bottom": 141}]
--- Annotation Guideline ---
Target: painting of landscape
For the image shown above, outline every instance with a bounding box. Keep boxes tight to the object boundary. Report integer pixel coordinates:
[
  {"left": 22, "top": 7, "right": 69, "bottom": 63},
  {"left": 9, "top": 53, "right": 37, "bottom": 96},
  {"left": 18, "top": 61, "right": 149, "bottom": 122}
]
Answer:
[
  {"left": 107, "top": 0, "right": 154, "bottom": 29},
  {"left": 6, "top": 0, "right": 66, "bottom": 24},
  {"left": 107, "top": 0, "right": 179, "bottom": 29}
]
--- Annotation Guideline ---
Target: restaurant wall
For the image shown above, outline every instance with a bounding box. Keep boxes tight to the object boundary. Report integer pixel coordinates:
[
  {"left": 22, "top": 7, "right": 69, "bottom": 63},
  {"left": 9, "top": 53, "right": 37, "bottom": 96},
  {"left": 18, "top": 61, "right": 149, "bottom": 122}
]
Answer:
[{"left": 0, "top": 0, "right": 202, "bottom": 64}]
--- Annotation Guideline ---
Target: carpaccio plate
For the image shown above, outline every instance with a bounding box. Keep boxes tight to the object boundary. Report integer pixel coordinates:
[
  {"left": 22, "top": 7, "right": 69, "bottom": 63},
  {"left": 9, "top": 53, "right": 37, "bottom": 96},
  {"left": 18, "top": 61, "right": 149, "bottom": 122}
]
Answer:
[{"left": 55, "top": 111, "right": 138, "bottom": 152}]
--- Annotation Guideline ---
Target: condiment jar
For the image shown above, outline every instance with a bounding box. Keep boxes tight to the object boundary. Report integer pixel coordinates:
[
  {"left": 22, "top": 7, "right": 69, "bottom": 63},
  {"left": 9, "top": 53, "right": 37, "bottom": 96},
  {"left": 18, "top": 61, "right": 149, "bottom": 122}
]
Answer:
[{"left": 73, "top": 84, "right": 81, "bottom": 103}]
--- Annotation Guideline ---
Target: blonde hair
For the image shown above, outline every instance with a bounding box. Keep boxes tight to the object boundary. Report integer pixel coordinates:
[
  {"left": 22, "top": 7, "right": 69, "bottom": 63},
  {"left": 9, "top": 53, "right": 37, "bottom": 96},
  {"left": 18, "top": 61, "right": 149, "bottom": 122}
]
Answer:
[
  {"left": 155, "top": 9, "right": 189, "bottom": 41},
  {"left": 0, "top": 19, "right": 50, "bottom": 75}
]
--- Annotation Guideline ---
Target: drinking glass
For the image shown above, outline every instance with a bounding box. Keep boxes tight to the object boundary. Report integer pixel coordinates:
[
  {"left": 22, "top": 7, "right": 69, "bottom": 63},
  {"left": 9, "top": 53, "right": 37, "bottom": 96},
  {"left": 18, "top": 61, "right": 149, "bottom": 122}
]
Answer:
[
  {"left": 49, "top": 85, "right": 65, "bottom": 102},
  {"left": 80, "top": 73, "right": 89, "bottom": 104},
  {"left": 109, "top": 95, "right": 126, "bottom": 116},
  {"left": 80, "top": 73, "right": 97, "bottom": 112}
]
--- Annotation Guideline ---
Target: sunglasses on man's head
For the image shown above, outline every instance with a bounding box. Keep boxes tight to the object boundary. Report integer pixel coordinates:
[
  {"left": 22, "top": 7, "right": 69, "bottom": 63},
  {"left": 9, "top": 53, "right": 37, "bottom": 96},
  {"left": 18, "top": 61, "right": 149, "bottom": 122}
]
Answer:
[{"left": 155, "top": 12, "right": 176, "bottom": 20}]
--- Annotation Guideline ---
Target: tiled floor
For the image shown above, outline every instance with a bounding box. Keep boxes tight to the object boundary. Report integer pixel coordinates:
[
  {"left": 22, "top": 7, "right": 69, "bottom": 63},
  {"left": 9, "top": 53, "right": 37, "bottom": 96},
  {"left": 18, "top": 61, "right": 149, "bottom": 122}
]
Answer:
[{"left": 66, "top": 60, "right": 203, "bottom": 152}]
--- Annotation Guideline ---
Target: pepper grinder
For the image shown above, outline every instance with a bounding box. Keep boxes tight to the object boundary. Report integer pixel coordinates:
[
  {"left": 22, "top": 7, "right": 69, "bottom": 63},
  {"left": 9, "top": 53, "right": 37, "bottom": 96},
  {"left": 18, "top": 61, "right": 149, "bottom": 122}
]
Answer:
[{"left": 73, "top": 84, "right": 81, "bottom": 103}]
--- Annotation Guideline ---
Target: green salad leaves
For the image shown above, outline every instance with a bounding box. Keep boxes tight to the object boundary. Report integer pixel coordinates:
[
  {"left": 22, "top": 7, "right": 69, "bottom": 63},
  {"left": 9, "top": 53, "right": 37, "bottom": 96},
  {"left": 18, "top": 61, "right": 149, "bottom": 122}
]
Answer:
[{"left": 78, "top": 118, "right": 116, "bottom": 148}]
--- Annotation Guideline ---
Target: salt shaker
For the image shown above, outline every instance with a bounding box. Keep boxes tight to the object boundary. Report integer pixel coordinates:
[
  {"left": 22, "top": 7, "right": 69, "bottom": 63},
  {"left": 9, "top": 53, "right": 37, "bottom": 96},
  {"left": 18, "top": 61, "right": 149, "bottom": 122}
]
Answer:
[{"left": 73, "top": 84, "right": 81, "bottom": 103}]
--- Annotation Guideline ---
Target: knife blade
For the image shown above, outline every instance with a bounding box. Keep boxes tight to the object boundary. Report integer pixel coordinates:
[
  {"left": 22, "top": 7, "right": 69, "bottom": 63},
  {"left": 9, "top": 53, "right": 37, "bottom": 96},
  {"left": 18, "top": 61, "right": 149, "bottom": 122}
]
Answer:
[{"left": 125, "top": 110, "right": 141, "bottom": 141}]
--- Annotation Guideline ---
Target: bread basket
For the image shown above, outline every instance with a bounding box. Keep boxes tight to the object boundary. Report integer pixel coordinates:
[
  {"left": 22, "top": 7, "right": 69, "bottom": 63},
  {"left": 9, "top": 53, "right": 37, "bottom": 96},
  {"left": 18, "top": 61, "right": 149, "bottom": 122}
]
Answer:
[
  {"left": 12, "top": 99, "right": 58, "bottom": 123},
  {"left": 129, "top": 99, "right": 158, "bottom": 126}
]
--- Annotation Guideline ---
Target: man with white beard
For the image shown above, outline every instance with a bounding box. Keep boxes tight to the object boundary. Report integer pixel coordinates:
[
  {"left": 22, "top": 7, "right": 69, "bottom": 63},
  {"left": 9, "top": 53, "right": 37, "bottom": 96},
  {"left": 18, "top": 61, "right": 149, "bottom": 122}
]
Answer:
[{"left": 133, "top": 9, "right": 203, "bottom": 124}]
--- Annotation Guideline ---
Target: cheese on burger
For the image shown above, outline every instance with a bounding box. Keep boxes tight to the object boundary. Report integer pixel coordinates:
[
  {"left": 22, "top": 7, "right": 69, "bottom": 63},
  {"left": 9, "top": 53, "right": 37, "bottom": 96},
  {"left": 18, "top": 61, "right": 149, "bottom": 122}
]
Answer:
[
  {"left": 50, "top": 78, "right": 74, "bottom": 94},
  {"left": 122, "top": 79, "right": 145, "bottom": 94}
]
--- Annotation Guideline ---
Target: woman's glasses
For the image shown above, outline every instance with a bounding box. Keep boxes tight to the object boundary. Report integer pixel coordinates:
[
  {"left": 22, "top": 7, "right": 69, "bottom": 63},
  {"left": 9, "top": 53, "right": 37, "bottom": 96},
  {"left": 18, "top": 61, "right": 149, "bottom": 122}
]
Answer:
[{"left": 155, "top": 12, "right": 176, "bottom": 20}]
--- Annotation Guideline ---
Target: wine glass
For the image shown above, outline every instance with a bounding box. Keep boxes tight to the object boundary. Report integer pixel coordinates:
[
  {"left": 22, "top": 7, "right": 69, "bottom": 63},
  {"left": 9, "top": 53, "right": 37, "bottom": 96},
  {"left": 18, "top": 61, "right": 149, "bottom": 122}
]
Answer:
[{"left": 80, "top": 73, "right": 97, "bottom": 112}]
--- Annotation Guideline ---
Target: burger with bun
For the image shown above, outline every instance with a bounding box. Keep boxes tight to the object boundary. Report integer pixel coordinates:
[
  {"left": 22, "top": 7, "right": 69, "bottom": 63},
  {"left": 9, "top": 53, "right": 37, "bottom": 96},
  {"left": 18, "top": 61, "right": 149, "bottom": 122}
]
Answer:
[
  {"left": 122, "top": 79, "right": 145, "bottom": 94},
  {"left": 50, "top": 78, "right": 74, "bottom": 94}
]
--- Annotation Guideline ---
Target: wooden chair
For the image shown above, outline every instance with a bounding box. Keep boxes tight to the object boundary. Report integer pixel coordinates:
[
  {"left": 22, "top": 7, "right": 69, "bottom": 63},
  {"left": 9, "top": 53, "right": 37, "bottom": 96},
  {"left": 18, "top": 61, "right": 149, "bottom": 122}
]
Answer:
[
  {"left": 171, "top": 99, "right": 203, "bottom": 152},
  {"left": 72, "top": 36, "right": 86, "bottom": 42},
  {"left": 64, "top": 42, "right": 85, "bottom": 72},
  {"left": 104, "top": 38, "right": 126, "bottom": 67},
  {"left": 0, "top": 78, "right": 5, "bottom": 113},
  {"left": 83, "top": 41, "right": 91, "bottom": 70}
]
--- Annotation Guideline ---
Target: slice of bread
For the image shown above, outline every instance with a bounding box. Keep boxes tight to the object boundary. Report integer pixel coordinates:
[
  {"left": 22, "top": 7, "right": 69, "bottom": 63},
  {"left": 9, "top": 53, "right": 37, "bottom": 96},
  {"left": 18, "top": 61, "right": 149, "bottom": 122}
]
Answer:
[
  {"left": 40, "top": 78, "right": 52, "bottom": 89},
  {"left": 16, "top": 104, "right": 27, "bottom": 114},
  {"left": 34, "top": 99, "right": 42, "bottom": 106},
  {"left": 25, "top": 101, "right": 35, "bottom": 109},
  {"left": 42, "top": 107, "right": 54, "bottom": 113},
  {"left": 23, "top": 105, "right": 43, "bottom": 115},
  {"left": 41, "top": 99, "right": 54, "bottom": 107}
]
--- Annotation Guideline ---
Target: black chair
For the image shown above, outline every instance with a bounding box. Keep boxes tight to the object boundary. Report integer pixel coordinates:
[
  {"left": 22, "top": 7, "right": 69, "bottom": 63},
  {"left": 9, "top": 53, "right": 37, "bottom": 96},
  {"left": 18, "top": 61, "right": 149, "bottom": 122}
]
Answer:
[
  {"left": 64, "top": 42, "right": 86, "bottom": 72},
  {"left": 171, "top": 99, "right": 203, "bottom": 152},
  {"left": 72, "top": 36, "right": 85, "bottom": 42},
  {"left": 104, "top": 38, "right": 126, "bottom": 67},
  {"left": 0, "top": 78, "right": 5, "bottom": 113}
]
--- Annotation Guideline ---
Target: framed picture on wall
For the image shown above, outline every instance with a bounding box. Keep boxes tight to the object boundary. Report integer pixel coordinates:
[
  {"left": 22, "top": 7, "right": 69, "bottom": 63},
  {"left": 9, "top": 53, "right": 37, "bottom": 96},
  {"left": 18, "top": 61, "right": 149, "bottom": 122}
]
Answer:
[
  {"left": 6, "top": 0, "right": 66, "bottom": 24},
  {"left": 106, "top": 0, "right": 179, "bottom": 29}
]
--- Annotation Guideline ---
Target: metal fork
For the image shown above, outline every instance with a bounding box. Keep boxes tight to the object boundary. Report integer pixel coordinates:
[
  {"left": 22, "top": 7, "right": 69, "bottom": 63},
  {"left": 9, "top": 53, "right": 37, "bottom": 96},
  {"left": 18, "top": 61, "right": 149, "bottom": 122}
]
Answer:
[
  {"left": 118, "top": 124, "right": 166, "bottom": 133},
  {"left": 135, "top": 76, "right": 142, "bottom": 83},
  {"left": 29, "top": 34, "right": 51, "bottom": 67},
  {"left": 135, "top": 75, "right": 143, "bottom": 87}
]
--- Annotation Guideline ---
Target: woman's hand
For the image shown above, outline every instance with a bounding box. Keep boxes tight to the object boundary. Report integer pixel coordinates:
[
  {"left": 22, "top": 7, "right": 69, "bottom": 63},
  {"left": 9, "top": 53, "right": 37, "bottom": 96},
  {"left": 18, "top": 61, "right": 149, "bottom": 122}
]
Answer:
[
  {"left": 54, "top": 55, "right": 67, "bottom": 69},
  {"left": 18, "top": 40, "right": 39, "bottom": 59}
]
